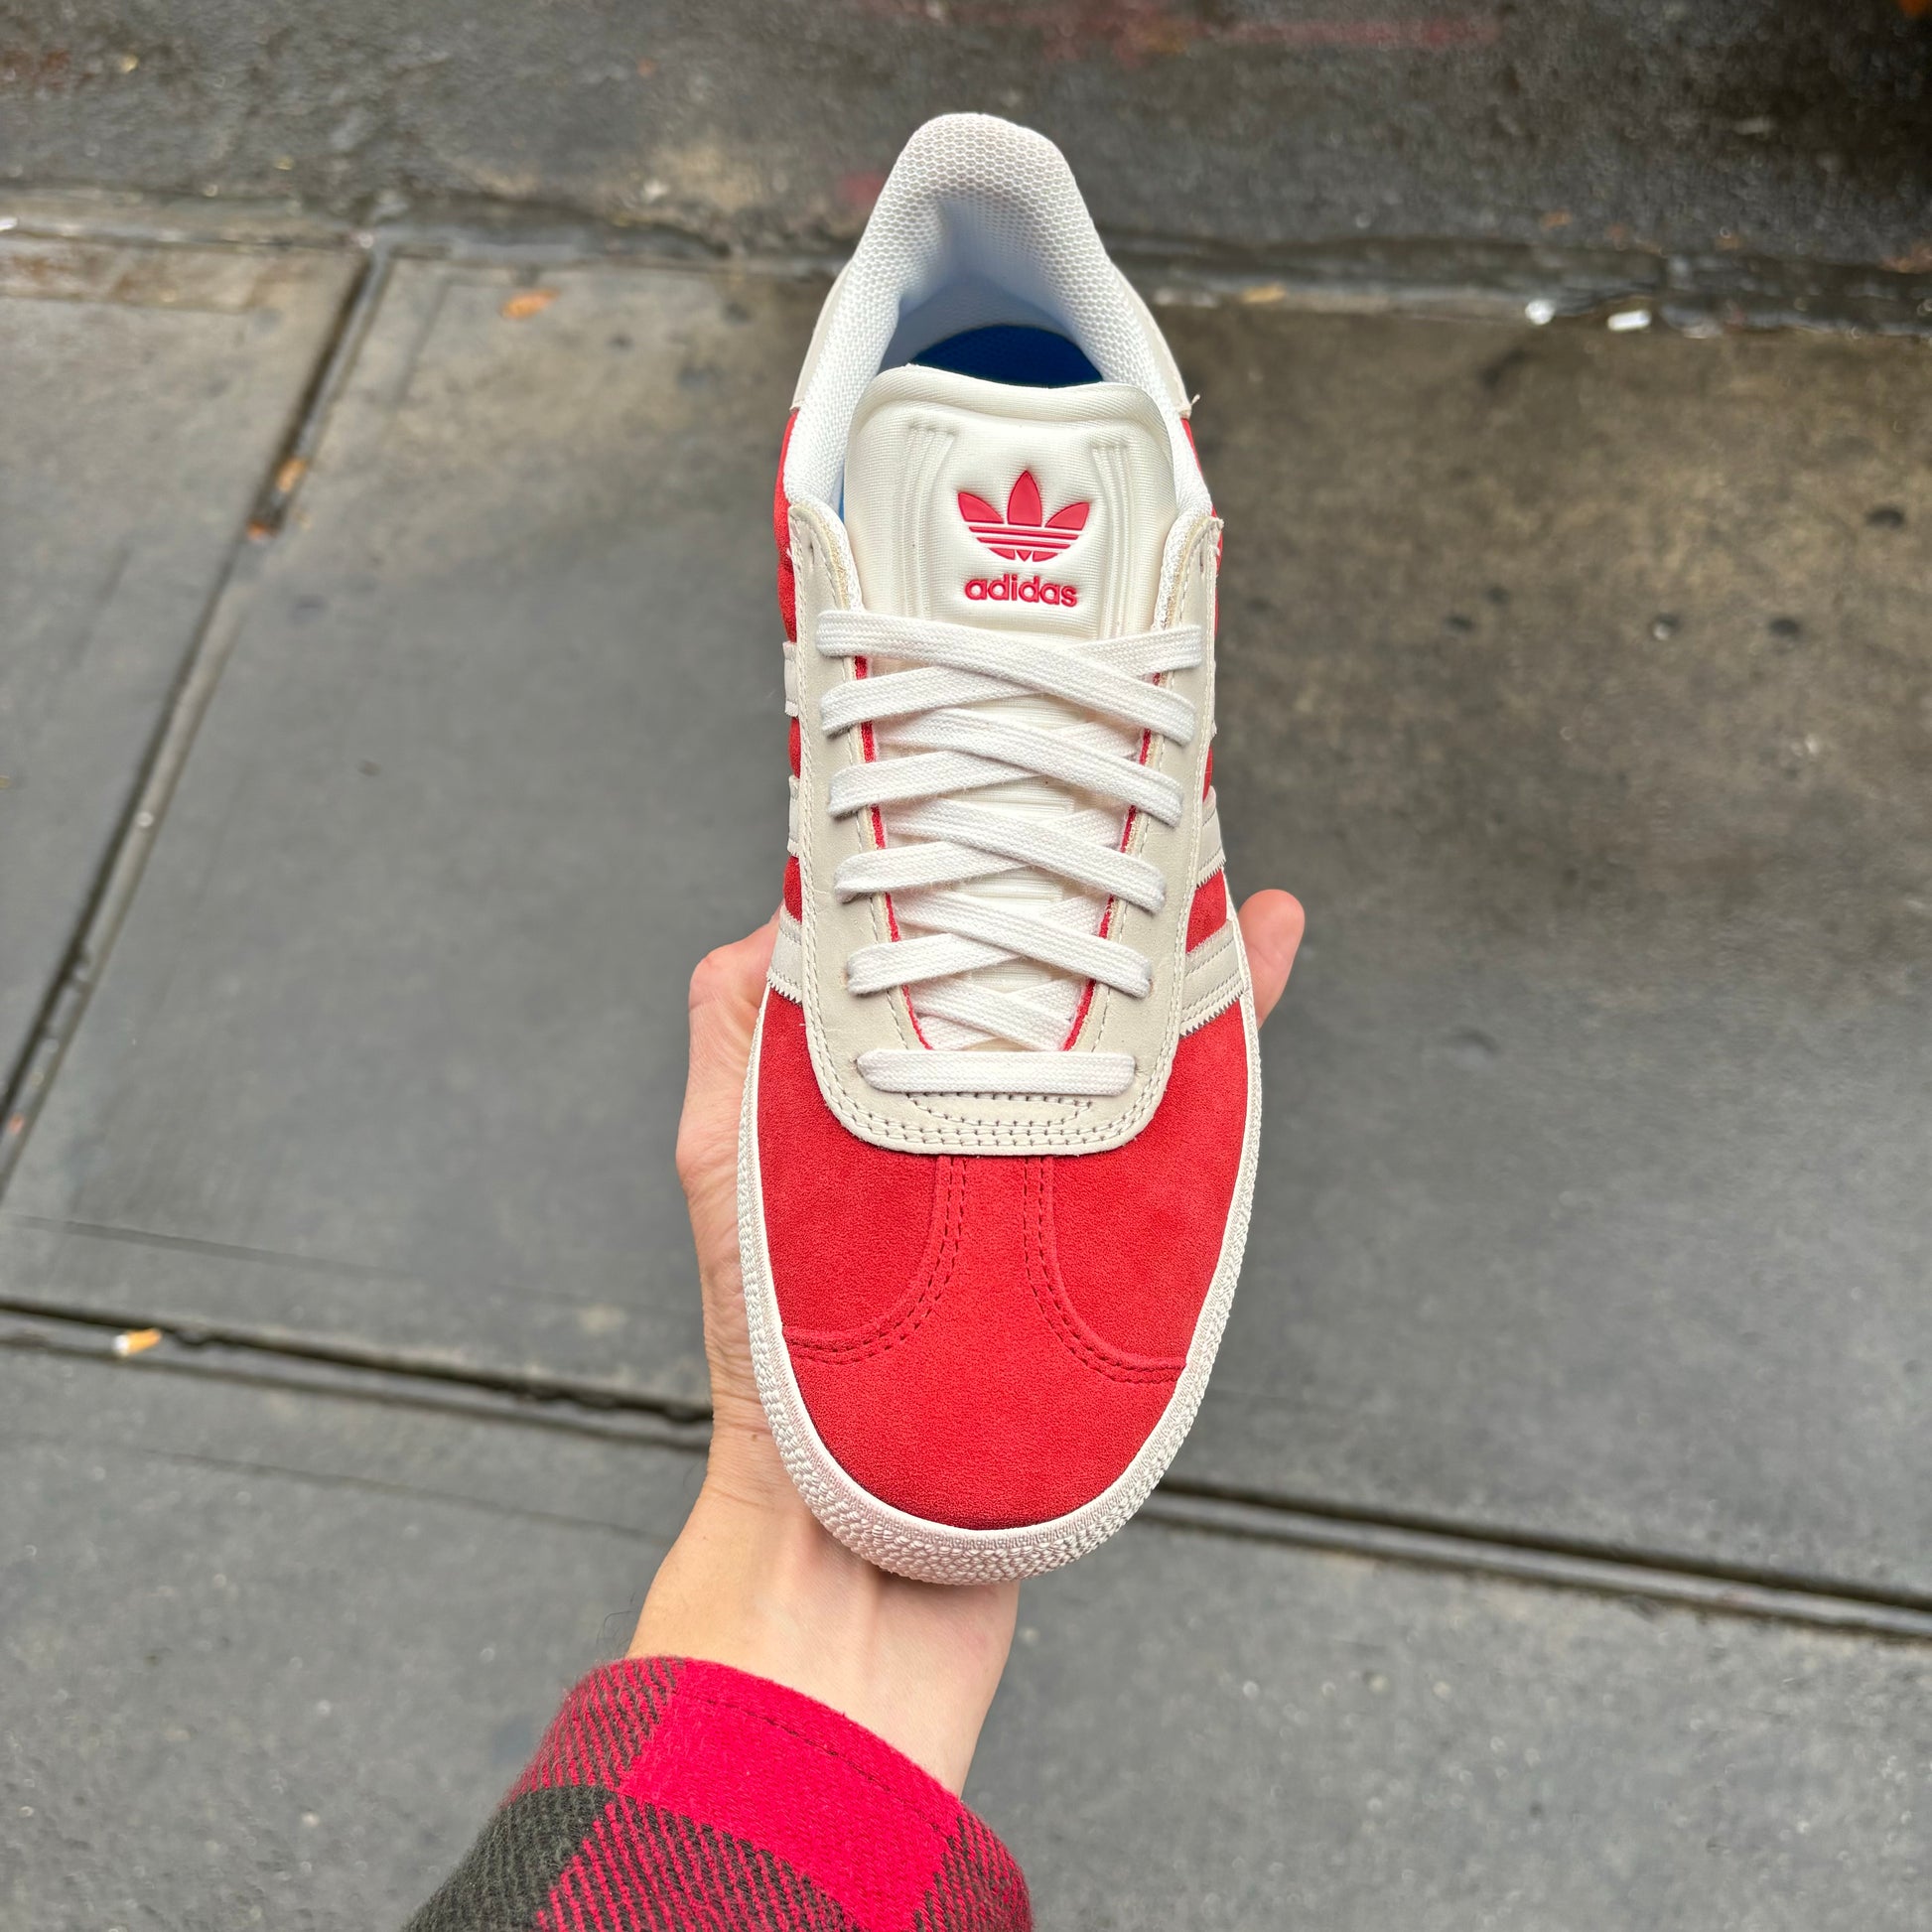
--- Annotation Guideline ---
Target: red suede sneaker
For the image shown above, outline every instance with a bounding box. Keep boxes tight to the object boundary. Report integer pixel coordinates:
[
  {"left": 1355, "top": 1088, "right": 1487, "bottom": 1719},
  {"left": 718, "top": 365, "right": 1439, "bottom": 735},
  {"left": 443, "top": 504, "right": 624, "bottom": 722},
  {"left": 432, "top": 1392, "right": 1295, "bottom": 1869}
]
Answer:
[{"left": 740, "top": 114, "right": 1258, "bottom": 1583}]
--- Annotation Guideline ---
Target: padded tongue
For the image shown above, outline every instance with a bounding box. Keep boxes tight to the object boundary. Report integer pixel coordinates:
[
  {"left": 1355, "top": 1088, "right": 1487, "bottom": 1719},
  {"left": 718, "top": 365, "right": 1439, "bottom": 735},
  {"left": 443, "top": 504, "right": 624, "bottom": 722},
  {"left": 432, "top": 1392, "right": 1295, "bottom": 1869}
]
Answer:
[
  {"left": 837, "top": 362, "right": 1182, "bottom": 1022},
  {"left": 842, "top": 364, "right": 1178, "bottom": 638}
]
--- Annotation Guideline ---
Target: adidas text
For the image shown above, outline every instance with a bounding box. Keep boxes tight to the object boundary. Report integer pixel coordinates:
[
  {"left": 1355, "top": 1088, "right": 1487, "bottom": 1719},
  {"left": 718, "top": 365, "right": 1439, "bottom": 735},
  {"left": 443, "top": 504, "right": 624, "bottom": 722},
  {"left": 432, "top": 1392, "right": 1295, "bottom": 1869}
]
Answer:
[{"left": 963, "top": 572, "right": 1080, "bottom": 608}]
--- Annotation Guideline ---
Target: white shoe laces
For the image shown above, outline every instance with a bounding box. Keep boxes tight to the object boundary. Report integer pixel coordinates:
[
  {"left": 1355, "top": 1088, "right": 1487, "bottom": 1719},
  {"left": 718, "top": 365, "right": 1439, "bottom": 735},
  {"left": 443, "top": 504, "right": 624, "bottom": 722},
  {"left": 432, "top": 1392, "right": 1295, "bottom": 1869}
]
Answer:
[{"left": 813, "top": 608, "right": 1202, "bottom": 1097}]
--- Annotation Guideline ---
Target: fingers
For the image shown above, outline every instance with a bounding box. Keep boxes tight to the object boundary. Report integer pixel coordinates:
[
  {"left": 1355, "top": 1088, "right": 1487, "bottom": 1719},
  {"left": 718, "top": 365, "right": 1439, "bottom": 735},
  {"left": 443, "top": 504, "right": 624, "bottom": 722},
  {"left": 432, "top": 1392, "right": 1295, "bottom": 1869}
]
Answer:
[{"left": 1238, "top": 890, "right": 1305, "bottom": 1027}]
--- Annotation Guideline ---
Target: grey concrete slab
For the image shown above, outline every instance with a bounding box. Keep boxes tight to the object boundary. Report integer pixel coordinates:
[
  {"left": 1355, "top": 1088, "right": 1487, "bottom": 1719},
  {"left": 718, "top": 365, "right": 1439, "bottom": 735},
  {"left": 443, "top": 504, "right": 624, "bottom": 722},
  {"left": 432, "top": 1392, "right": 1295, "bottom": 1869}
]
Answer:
[
  {"left": 1169, "top": 308, "right": 1932, "bottom": 1598},
  {"left": 4, "top": 269, "right": 1928, "bottom": 1602},
  {"left": 0, "top": 1350, "right": 695, "bottom": 1932},
  {"left": 2, "top": 1348, "right": 1925, "bottom": 1931},
  {"left": 0, "top": 236, "right": 355, "bottom": 1096},
  {"left": 3, "top": 2, "right": 1931, "bottom": 269},
  {"left": 984, "top": 1524, "right": 1930, "bottom": 1932},
  {"left": 0, "top": 258, "right": 807, "bottom": 1408}
]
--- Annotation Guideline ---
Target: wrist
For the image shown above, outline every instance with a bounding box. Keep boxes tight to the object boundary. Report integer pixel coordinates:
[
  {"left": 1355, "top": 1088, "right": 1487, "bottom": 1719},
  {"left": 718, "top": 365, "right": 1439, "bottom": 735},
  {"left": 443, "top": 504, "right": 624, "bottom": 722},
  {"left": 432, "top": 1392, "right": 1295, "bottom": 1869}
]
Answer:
[{"left": 629, "top": 1407, "right": 1017, "bottom": 1793}]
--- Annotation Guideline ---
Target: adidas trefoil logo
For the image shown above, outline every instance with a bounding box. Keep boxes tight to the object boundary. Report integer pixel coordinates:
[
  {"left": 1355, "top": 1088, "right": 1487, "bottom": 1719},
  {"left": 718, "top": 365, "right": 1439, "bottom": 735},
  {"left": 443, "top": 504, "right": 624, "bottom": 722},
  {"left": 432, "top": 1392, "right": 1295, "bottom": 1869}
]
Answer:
[
  {"left": 958, "top": 470, "right": 1088, "bottom": 608},
  {"left": 958, "top": 471, "right": 1089, "bottom": 561}
]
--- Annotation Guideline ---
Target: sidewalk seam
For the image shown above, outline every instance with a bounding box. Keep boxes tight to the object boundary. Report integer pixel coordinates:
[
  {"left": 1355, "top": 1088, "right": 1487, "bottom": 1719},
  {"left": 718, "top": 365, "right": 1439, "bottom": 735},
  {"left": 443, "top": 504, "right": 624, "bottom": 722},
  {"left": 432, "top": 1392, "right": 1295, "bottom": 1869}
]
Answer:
[
  {"left": 5, "top": 1299, "right": 1929, "bottom": 1642},
  {"left": 0, "top": 245, "right": 390, "bottom": 1196}
]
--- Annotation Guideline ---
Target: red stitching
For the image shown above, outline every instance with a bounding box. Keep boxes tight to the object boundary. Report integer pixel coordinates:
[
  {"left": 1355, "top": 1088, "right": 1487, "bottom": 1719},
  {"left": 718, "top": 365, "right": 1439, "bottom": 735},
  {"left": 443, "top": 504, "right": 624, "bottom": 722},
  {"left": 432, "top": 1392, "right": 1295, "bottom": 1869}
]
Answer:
[
  {"left": 784, "top": 1157, "right": 965, "bottom": 1365},
  {"left": 1024, "top": 1159, "right": 1184, "bottom": 1385}
]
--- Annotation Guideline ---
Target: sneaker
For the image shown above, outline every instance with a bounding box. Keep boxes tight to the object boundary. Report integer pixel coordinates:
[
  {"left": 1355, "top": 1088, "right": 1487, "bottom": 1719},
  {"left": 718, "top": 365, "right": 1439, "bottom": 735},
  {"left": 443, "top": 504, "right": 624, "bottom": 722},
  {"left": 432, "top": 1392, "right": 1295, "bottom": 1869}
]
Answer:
[{"left": 740, "top": 113, "right": 1257, "bottom": 1583}]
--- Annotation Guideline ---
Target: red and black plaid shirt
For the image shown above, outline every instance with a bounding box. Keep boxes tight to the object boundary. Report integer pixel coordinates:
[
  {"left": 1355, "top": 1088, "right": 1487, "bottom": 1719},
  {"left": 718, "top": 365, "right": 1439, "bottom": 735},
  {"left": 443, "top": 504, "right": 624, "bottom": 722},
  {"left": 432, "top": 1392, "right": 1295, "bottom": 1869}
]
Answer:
[{"left": 406, "top": 1656, "right": 1031, "bottom": 1931}]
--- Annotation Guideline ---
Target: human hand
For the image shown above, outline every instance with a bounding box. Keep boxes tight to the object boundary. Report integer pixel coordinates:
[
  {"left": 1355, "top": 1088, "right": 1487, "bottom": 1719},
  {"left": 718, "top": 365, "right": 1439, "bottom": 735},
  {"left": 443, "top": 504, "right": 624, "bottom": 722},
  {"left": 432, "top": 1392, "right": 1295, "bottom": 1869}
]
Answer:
[{"left": 631, "top": 890, "right": 1304, "bottom": 1789}]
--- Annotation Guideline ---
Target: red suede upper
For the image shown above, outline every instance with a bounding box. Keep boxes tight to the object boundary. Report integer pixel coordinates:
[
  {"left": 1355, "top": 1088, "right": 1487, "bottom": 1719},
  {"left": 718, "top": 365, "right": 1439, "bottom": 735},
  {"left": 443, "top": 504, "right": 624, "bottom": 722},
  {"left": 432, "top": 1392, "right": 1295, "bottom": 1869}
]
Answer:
[
  {"left": 1044, "top": 1001, "right": 1246, "bottom": 1363},
  {"left": 759, "top": 995, "right": 944, "bottom": 1336},
  {"left": 755, "top": 992, "right": 1248, "bottom": 1530}
]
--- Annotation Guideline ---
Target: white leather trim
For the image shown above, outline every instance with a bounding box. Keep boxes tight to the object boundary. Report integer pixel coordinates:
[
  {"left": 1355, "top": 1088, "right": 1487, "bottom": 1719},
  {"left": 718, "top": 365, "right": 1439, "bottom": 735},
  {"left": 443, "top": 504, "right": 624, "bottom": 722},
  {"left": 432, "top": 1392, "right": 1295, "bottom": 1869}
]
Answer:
[
  {"left": 1179, "top": 912, "right": 1242, "bottom": 1035},
  {"left": 737, "top": 915, "right": 1262, "bottom": 1584},
  {"left": 768, "top": 911, "right": 803, "bottom": 1003},
  {"left": 1194, "top": 802, "right": 1222, "bottom": 885}
]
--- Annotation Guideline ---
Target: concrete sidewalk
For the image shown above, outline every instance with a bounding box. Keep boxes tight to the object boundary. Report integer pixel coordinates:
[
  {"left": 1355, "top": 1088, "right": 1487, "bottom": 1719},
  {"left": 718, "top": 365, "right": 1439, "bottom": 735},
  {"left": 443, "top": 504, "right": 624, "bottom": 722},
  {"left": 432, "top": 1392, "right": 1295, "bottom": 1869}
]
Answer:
[{"left": 2, "top": 215, "right": 1928, "bottom": 1929}]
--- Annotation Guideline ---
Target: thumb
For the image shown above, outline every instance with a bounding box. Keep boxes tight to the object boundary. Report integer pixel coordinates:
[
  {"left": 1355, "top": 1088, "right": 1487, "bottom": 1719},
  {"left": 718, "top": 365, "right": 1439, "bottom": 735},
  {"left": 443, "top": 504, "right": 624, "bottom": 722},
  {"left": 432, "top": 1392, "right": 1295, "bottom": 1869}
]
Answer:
[
  {"left": 684, "top": 913, "right": 779, "bottom": 1103},
  {"left": 1239, "top": 890, "right": 1306, "bottom": 1027}
]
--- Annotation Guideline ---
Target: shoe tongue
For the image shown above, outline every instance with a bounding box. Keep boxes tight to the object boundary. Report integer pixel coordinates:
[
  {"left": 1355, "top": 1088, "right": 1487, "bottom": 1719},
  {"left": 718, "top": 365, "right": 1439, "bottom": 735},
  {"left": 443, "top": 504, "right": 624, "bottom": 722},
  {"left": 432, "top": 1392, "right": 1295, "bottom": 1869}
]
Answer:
[
  {"left": 842, "top": 366, "right": 1178, "bottom": 638},
  {"left": 838, "top": 365, "right": 1181, "bottom": 1035}
]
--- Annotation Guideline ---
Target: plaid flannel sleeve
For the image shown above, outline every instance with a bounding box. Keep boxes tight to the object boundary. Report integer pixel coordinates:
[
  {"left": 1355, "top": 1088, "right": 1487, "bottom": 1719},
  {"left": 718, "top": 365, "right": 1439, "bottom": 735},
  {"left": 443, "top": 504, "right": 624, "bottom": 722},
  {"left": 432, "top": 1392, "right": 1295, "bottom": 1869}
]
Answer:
[{"left": 403, "top": 1655, "right": 1032, "bottom": 1932}]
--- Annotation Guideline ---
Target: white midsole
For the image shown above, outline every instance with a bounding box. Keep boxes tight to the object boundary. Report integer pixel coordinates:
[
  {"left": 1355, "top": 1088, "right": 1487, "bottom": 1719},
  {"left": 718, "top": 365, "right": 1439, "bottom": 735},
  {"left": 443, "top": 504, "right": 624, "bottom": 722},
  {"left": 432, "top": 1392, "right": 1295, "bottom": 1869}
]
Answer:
[{"left": 736, "top": 919, "right": 1264, "bottom": 1585}]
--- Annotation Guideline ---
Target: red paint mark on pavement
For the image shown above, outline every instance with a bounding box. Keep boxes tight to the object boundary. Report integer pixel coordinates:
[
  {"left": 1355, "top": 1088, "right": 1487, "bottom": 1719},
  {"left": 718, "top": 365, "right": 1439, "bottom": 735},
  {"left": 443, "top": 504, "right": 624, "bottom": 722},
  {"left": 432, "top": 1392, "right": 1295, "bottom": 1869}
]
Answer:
[
  {"left": 857, "top": 1, "right": 1499, "bottom": 64},
  {"left": 1220, "top": 13, "right": 1499, "bottom": 49},
  {"left": 838, "top": 170, "right": 889, "bottom": 212}
]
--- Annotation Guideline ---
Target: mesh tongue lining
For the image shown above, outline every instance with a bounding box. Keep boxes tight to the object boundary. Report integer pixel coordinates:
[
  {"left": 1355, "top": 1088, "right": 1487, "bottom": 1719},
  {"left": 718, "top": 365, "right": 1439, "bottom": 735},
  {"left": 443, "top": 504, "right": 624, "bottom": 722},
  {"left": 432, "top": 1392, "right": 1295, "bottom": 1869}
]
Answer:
[{"left": 782, "top": 114, "right": 1208, "bottom": 536}]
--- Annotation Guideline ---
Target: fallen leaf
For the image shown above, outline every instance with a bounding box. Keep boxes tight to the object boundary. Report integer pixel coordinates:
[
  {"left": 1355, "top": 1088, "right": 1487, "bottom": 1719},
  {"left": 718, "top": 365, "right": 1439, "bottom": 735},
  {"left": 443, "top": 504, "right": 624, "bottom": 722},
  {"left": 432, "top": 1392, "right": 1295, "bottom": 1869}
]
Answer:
[
  {"left": 501, "top": 288, "right": 559, "bottom": 321},
  {"left": 113, "top": 1328, "right": 163, "bottom": 1357}
]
